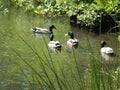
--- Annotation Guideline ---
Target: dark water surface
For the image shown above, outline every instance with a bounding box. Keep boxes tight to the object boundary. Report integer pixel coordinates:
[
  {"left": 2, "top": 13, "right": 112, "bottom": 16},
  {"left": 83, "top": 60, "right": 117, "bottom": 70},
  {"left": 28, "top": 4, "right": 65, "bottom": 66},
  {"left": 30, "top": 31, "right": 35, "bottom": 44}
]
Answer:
[{"left": 0, "top": 9, "right": 119, "bottom": 89}]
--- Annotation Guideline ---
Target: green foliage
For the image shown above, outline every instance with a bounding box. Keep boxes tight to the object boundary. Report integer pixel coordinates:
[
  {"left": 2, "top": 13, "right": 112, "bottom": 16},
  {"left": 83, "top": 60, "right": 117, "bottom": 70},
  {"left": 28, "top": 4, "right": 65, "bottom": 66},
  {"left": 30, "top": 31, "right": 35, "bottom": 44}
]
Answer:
[
  {"left": 67, "top": 3, "right": 82, "bottom": 16},
  {"left": 0, "top": 0, "right": 9, "bottom": 14},
  {"left": 93, "top": 0, "right": 120, "bottom": 14},
  {"left": 42, "top": 0, "right": 70, "bottom": 16},
  {"left": 11, "top": 0, "right": 35, "bottom": 12},
  {"left": 34, "top": 5, "right": 44, "bottom": 14},
  {"left": 1, "top": 0, "right": 120, "bottom": 27},
  {"left": 6, "top": 0, "right": 120, "bottom": 16},
  {"left": 25, "top": 2, "right": 34, "bottom": 12},
  {"left": 77, "top": 3, "right": 99, "bottom": 26}
]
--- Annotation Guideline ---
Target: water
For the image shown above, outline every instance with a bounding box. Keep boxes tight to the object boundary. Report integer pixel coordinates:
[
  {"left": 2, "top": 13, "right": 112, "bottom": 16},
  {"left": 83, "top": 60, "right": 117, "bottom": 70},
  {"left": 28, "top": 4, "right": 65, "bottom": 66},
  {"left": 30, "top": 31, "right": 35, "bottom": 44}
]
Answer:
[{"left": 0, "top": 9, "right": 119, "bottom": 89}]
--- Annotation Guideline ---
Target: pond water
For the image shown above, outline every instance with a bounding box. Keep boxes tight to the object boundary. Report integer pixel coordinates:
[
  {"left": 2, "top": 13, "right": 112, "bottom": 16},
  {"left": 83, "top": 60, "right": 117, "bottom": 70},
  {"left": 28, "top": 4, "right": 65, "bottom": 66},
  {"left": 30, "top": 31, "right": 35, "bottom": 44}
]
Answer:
[{"left": 0, "top": 9, "right": 119, "bottom": 89}]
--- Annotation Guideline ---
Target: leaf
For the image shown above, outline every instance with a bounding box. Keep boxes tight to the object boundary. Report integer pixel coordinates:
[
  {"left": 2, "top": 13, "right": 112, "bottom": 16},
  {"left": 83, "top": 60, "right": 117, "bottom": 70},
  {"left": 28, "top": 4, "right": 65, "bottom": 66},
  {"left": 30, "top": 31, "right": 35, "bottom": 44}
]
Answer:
[{"left": 93, "top": 0, "right": 105, "bottom": 10}]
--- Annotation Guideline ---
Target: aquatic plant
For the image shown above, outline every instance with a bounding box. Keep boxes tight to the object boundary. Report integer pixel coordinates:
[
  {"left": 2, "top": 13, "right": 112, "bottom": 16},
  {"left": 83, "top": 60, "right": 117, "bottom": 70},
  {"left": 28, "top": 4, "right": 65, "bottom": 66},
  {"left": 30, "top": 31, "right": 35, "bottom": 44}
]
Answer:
[{"left": 12, "top": 33, "right": 120, "bottom": 90}]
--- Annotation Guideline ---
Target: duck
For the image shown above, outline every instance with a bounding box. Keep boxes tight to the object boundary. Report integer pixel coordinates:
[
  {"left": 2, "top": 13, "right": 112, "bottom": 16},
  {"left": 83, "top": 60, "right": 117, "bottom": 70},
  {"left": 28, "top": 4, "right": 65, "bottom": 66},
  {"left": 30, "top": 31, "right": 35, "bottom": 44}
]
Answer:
[
  {"left": 100, "top": 41, "right": 115, "bottom": 61},
  {"left": 32, "top": 25, "right": 56, "bottom": 34},
  {"left": 65, "top": 31, "right": 79, "bottom": 50},
  {"left": 48, "top": 33, "right": 62, "bottom": 53}
]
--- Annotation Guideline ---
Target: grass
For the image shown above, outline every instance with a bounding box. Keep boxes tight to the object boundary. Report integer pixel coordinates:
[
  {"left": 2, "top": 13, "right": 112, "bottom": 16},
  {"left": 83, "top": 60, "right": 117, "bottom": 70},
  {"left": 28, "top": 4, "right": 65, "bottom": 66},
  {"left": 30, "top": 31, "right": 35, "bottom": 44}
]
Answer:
[
  {"left": 12, "top": 32, "right": 120, "bottom": 90},
  {"left": 10, "top": 14, "right": 120, "bottom": 90}
]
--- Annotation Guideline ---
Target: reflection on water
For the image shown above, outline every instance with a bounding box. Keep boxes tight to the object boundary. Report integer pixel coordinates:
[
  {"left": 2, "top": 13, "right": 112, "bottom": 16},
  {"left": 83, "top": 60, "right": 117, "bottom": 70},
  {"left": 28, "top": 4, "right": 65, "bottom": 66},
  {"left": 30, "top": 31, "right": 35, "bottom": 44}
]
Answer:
[
  {"left": 0, "top": 9, "right": 119, "bottom": 89},
  {"left": 0, "top": 82, "right": 10, "bottom": 87},
  {"left": 0, "top": 82, "right": 29, "bottom": 90},
  {"left": 32, "top": 33, "right": 49, "bottom": 38}
]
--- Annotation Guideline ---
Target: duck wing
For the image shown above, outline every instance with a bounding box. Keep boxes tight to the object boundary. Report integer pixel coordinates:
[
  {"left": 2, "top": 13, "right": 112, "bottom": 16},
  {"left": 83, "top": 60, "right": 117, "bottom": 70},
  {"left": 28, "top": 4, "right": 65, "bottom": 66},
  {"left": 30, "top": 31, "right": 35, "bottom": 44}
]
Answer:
[
  {"left": 68, "top": 39, "right": 78, "bottom": 45},
  {"left": 48, "top": 41, "right": 62, "bottom": 52},
  {"left": 101, "top": 47, "right": 114, "bottom": 55},
  {"left": 32, "top": 27, "right": 50, "bottom": 34},
  {"left": 55, "top": 41, "right": 62, "bottom": 48},
  {"left": 49, "top": 41, "right": 61, "bottom": 48}
]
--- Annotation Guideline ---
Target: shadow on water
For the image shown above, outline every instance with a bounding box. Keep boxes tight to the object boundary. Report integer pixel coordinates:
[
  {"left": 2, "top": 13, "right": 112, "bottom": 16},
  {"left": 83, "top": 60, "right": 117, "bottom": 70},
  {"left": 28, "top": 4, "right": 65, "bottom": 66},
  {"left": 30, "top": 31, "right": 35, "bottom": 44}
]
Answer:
[{"left": 0, "top": 8, "right": 119, "bottom": 89}]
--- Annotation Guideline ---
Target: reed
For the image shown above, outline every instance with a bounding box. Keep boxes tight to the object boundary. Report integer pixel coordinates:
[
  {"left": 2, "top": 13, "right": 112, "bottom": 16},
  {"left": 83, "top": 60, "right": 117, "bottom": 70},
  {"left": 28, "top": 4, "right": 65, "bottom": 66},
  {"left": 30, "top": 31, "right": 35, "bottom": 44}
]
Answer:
[{"left": 13, "top": 25, "right": 120, "bottom": 90}]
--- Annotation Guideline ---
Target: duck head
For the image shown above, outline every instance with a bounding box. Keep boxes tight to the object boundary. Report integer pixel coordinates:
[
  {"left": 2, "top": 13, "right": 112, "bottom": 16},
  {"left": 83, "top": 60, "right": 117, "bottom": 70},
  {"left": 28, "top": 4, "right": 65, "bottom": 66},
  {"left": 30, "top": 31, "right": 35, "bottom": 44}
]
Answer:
[
  {"left": 68, "top": 31, "right": 74, "bottom": 39},
  {"left": 101, "top": 41, "right": 107, "bottom": 47},
  {"left": 49, "top": 25, "right": 56, "bottom": 33},
  {"left": 32, "top": 27, "right": 37, "bottom": 32}
]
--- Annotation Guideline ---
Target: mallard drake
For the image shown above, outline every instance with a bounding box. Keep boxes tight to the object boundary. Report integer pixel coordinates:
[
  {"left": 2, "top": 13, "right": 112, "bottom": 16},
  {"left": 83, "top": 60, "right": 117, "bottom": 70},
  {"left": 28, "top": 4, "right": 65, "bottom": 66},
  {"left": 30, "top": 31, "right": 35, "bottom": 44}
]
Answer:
[
  {"left": 32, "top": 25, "right": 56, "bottom": 34},
  {"left": 65, "top": 31, "right": 79, "bottom": 50},
  {"left": 100, "top": 41, "right": 115, "bottom": 61},
  {"left": 48, "top": 33, "right": 62, "bottom": 53}
]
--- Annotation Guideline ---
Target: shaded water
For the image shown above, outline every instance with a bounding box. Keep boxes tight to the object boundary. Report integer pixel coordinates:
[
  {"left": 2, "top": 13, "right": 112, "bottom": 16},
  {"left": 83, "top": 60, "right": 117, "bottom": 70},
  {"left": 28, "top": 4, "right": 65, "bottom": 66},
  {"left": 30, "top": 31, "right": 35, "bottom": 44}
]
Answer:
[{"left": 0, "top": 9, "right": 119, "bottom": 89}]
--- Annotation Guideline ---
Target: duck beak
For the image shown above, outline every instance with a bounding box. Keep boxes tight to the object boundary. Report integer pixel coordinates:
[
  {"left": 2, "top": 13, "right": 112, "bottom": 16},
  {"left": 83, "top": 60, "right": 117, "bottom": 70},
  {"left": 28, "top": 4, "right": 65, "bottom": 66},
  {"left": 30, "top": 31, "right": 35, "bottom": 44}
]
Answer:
[{"left": 65, "top": 33, "right": 68, "bottom": 36}]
